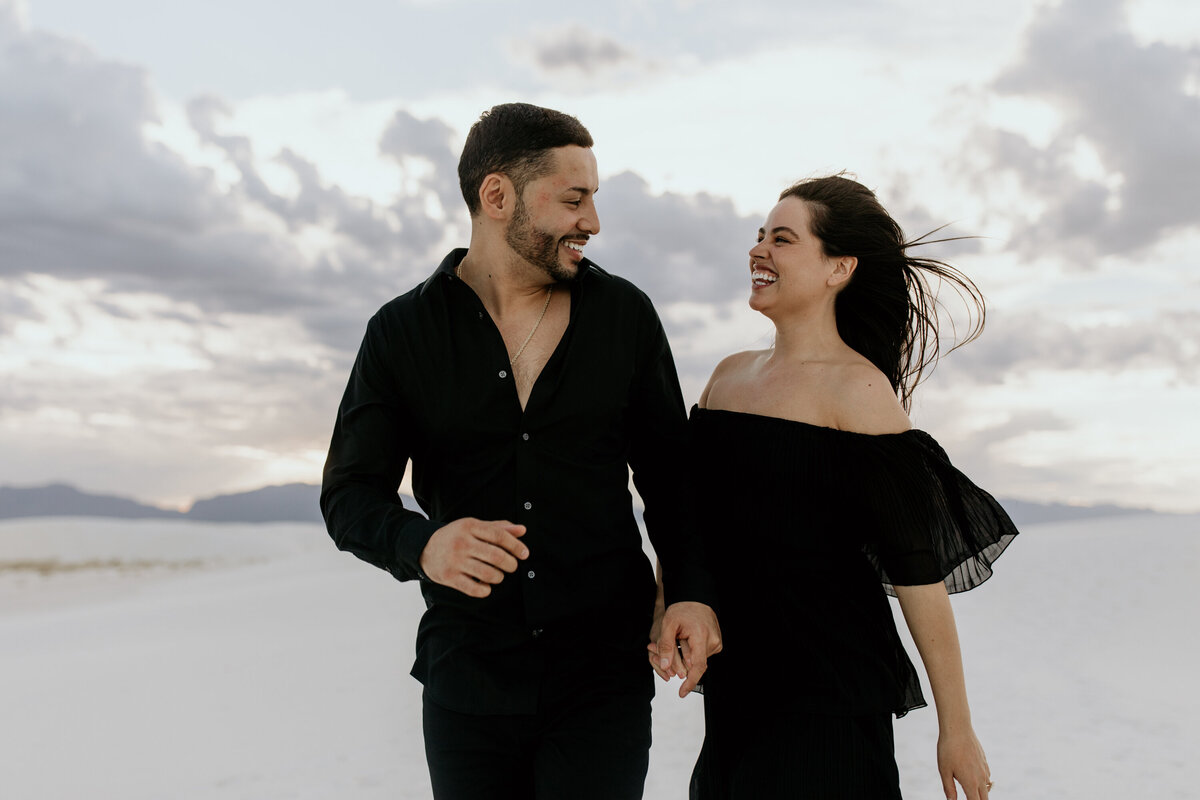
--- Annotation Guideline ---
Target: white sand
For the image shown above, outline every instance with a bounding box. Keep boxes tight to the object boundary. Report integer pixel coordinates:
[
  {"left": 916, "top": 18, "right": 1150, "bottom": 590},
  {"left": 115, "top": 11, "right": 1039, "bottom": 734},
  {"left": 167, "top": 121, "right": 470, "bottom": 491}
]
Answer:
[{"left": 1, "top": 514, "right": 1195, "bottom": 798}]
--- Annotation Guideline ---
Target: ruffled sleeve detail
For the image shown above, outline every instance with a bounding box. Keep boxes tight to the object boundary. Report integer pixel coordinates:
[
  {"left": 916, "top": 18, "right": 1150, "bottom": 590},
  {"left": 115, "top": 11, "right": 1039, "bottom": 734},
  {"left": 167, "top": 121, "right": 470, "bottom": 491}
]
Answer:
[{"left": 860, "top": 430, "right": 1019, "bottom": 596}]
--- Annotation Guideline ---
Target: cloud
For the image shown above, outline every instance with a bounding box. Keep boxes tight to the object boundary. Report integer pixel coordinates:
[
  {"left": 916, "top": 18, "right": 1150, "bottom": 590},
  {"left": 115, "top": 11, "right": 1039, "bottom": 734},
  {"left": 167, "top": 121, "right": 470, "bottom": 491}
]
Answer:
[
  {"left": 975, "top": 0, "right": 1200, "bottom": 261},
  {"left": 0, "top": 30, "right": 231, "bottom": 237},
  {"left": 0, "top": 32, "right": 288, "bottom": 303},
  {"left": 937, "top": 308, "right": 1200, "bottom": 383},
  {"left": 509, "top": 25, "right": 658, "bottom": 84},
  {"left": 523, "top": 25, "right": 641, "bottom": 73},
  {"left": 0, "top": 20, "right": 464, "bottom": 355},
  {"left": 0, "top": 276, "right": 351, "bottom": 503},
  {"left": 0, "top": 279, "right": 37, "bottom": 336},
  {"left": 0, "top": 19, "right": 462, "bottom": 500},
  {"left": 0, "top": 12, "right": 766, "bottom": 502},
  {"left": 377, "top": 108, "right": 464, "bottom": 237},
  {"left": 8, "top": 0, "right": 1195, "bottom": 512},
  {"left": 186, "top": 95, "right": 443, "bottom": 276},
  {"left": 0, "top": 0, "right": 27, "bottom": 44},
  {"left": 586, "top": 171, "right": 757, "bottom": 307},
  {"left": 0, "top": 11, "right": 762, "bottom": 355},
  {"left": 933, "top": 407, "right": 1091, "bottom": 502}
]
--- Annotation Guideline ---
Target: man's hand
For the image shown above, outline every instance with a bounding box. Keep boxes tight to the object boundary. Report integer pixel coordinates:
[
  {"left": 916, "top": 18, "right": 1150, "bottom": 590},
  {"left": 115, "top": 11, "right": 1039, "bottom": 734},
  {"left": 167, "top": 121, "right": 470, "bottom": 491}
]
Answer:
[
  {"left": 419, "top": 518, "right": 528, "bottom": 598},
  {"left": 648, "top": 601, "right": 721, "bottom": 697}
]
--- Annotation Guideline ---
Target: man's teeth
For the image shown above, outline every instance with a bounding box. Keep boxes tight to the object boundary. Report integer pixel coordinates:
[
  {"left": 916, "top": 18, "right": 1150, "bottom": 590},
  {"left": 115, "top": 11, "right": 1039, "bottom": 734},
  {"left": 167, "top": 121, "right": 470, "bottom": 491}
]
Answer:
[{"left": 565, "top": 242, "right": 585, "bottom": 252}]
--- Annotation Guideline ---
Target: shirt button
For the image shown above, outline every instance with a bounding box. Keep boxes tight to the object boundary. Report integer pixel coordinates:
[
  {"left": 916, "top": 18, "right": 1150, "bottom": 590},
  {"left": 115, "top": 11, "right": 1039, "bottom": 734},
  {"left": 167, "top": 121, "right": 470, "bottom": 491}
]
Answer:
[
  {"left": 523, "top": 501, "right": 532, "bottom": 510},
  {"left": 522, "top": 433, "right": 530, "bottom": 441},
  {"left": 499, "top": 370, "right": 508, "bottom": 379},
  {"left": 477, "top": 311, "right": 483, "bottom": 319},
  {"left": 527, "top": 570, "right": 536, "bottom": 579},
  {"left": 532, "top": 628, "right": 544, "bottom": 638}
]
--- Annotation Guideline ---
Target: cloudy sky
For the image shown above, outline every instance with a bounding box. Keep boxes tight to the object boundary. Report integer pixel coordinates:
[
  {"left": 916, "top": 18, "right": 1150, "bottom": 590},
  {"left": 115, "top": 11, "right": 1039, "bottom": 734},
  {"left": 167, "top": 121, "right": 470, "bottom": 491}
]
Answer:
[{"left": 2, "top": 0, "right": 1198, "bottom": 512}]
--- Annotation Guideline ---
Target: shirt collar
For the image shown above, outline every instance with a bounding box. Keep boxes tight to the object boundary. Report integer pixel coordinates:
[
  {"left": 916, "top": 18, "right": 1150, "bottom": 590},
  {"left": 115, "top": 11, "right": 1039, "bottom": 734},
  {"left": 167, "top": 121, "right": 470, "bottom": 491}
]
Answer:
[{"left": 420, "top": 248, "right": 468, "bottom": 295}]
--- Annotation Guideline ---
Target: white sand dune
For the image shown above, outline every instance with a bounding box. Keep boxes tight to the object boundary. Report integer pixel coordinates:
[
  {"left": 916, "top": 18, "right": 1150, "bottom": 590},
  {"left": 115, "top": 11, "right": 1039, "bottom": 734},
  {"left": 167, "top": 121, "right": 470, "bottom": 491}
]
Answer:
[{"left": 1, "top": 514, "right": 1196, "bottom": 799}]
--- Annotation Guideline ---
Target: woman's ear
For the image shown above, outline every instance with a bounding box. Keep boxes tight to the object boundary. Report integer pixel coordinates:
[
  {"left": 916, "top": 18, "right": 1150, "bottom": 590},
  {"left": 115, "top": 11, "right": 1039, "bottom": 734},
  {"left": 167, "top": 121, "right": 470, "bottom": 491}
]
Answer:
[{"left": 828, "top": 255, "right": 858, "bottom": 288}]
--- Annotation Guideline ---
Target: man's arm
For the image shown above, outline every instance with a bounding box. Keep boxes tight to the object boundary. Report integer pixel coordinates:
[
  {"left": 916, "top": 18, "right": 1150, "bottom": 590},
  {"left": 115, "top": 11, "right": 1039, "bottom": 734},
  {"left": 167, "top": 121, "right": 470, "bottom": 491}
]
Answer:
[
  {"left": 320, "top": 312, "right": 439, "bottom": 580},
  {"left": 321, "top": 311, "right": 528, "bottom": 592},
  {"left": 627, "top": 299, "right": 721, "bottom": 696}
]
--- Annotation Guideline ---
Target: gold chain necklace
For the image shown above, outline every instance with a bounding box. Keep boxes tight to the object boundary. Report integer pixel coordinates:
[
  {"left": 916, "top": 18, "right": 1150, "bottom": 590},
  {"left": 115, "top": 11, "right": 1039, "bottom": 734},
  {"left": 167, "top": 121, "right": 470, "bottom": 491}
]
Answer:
[
  {"left": 511, "top": 286, "right": 553, "bottom": 364},
  {"left": 457, "top": 262, "right": 554, "bottom": 365}
]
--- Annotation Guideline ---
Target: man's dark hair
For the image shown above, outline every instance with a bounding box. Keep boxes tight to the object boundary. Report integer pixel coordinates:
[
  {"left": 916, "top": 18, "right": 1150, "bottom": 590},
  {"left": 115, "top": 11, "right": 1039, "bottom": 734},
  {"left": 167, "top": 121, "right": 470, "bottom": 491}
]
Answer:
[{"left": 458, "top": 103, "right": 594, "bottom": 216}]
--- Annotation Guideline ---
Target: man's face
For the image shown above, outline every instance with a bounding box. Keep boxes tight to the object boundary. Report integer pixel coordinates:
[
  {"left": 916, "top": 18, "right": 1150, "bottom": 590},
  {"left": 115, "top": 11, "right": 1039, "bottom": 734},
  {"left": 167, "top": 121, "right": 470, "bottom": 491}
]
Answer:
[{"left": 504, "top": 145, "right": 600, "bottom": 281}]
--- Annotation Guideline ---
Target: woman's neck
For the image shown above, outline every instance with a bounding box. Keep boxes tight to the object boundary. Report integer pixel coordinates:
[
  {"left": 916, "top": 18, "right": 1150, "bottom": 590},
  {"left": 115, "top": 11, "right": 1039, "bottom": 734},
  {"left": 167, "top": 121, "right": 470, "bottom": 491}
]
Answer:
[{"left": 767, "top": 304, "right": 845, "bottom": 364}]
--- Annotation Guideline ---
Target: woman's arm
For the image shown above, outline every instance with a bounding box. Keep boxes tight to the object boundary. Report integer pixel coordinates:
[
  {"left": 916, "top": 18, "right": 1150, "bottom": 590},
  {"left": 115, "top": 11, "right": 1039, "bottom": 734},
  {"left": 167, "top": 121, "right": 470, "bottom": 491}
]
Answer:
[{"left": 895, "top": 582, "right": 993, "bottom": 800}]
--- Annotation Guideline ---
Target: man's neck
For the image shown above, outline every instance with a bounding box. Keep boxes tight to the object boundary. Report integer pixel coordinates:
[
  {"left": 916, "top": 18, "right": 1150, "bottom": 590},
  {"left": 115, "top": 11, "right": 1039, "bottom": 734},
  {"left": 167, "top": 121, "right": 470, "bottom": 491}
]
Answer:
[{"left": 457, "top": 247, "right": 554, "bottom": 319}]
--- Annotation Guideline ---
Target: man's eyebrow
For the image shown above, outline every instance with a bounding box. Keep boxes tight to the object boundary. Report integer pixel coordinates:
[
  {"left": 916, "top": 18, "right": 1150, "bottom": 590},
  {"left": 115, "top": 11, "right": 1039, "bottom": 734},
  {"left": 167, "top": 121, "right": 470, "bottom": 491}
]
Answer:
[{"left": 566, "top": 186, "right": 598, "bottom": 196}]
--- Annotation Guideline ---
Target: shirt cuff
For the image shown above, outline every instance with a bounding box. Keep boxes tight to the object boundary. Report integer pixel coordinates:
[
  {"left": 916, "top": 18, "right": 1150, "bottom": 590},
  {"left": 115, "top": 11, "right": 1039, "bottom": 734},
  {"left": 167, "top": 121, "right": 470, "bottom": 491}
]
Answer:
[
  {"left": 662, "top": 558, "right": 719, "bottom": 611},
  {"left": 391, "top": 516, "right": 443, "bottom": 582}
]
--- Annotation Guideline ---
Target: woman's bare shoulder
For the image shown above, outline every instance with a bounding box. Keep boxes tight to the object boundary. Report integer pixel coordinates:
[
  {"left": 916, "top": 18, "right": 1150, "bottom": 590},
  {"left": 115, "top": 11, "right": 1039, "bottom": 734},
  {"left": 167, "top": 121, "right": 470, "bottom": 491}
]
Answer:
[
  {"left": 831, "top": 360, "right": 911, "bottom": 434},
  {"left": 713, "top": 349, "right": 765, "bottom": 375},
  {"left": 699, "top": 350, "right": 766, "bottom": 408}
]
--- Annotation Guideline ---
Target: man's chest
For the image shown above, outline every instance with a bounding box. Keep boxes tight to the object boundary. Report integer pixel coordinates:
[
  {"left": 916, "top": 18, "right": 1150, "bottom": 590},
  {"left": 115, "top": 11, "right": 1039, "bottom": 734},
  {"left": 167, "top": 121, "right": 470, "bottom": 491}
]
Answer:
[
  {"left": 507, "top": 310, "right": 570, "bottom": 410},
  {"left": 395, "top": 319, "right": 638, "bottom": 460}
]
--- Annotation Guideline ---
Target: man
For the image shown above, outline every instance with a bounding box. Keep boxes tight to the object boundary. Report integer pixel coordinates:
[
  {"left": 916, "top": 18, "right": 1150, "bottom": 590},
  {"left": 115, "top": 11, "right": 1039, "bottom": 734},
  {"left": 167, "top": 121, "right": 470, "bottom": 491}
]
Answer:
[{"left": 321, "top": 102, "right": 719, "bottom": 799}]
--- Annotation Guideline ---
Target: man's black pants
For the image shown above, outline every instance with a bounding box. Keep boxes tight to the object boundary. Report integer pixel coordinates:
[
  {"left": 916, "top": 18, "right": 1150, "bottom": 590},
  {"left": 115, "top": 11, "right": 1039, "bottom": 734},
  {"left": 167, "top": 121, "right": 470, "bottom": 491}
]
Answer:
[{"left": 422, "top": 675, "right": 653, "bottom": 800}]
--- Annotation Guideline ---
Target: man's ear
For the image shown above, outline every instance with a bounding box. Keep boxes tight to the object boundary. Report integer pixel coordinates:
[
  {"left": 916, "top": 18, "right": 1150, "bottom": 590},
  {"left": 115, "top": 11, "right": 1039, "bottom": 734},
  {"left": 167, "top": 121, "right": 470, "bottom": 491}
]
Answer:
[
  {"left": 828, "top": 256, "right": 858, "bottom": 288},
  {"left": 478, "top": 173, "right": 515, "bottom": 221}
]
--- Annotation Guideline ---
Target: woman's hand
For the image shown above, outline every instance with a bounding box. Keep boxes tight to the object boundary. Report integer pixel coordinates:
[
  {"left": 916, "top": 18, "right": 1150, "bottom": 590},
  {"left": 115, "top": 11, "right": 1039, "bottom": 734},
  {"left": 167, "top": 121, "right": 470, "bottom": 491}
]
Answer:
[
  {"left": 647, "top": 559, "right": 672, "bottom": 681},
  {"left": 646, "top": 598, "right": 672, "bottom": 681},
  {"left": 937, "top": 726, "right": 991, "bottom": 800}
]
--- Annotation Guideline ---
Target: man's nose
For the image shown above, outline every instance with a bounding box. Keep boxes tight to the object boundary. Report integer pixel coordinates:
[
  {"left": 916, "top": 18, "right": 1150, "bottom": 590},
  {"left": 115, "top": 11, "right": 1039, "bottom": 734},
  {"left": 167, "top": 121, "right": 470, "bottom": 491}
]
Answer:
[{"left": 580, "top": 201, "right": 600, "bottom": 235}]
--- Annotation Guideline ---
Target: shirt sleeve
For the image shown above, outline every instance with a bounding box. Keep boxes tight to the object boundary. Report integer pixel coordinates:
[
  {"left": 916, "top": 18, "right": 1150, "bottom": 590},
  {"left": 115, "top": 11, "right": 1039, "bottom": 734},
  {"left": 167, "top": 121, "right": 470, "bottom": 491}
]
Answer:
[
  {"left": 861, "top": 431, "right": 1019, "bottom": 596},
  {"left": 320, "top": 310, "right": 440, "bottom": 581},
  {"left": 626, "top": 294, "right": 719, "bottom": 609}
]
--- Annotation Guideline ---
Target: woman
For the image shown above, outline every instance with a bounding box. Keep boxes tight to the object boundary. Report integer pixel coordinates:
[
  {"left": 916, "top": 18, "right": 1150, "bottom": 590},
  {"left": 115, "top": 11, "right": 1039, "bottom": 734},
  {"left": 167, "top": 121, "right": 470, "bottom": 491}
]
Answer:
[{"left": 656, "top": 175, "right": 1017, "bottom": 799}]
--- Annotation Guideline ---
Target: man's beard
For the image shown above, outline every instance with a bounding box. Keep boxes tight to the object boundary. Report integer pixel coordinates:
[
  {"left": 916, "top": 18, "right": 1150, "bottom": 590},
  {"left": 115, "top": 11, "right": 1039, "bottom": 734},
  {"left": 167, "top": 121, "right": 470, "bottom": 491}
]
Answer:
[{"left": 505, "top": 196, "right": 577, "bottom": 283}]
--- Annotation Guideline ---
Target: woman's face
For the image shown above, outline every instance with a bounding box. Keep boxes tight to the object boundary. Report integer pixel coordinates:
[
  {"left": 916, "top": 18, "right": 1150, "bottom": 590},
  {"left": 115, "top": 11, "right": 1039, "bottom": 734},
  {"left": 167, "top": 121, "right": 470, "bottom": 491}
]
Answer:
[{"left": 747, "top": 196, "right": 838, "bottom": 317}]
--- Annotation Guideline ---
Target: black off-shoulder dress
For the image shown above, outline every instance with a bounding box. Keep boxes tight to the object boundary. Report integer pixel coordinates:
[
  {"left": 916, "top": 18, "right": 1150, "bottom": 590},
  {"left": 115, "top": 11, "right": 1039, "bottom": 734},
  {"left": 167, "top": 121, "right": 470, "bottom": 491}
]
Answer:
[{"left": 687, "top": 407, "right": 1018, "bottom": 800}]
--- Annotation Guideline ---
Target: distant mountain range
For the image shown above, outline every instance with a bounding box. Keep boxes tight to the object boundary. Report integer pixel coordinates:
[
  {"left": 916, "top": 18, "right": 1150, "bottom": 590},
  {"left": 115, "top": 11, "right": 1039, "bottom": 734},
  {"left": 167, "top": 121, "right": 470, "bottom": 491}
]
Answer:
[
  {"left": 0, "top": 483, "right": 324, "bottom": 524},
  {"left": 0, "top": 482, "right": 1170, "bottom": 526}
]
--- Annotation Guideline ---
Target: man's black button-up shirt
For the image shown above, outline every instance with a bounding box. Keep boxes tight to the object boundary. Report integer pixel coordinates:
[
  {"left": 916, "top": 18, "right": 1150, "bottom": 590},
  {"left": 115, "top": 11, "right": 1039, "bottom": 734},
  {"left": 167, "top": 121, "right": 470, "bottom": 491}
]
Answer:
[{"left": 321, "top": 249, "right": 714, "bottom": 714}]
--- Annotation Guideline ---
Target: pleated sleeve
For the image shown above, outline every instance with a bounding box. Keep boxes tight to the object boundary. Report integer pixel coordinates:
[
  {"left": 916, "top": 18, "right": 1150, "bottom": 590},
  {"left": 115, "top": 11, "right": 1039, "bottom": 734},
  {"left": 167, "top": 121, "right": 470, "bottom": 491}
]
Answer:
[{"left": 860, "top": 430, "right": 1019, "bottom": 596}]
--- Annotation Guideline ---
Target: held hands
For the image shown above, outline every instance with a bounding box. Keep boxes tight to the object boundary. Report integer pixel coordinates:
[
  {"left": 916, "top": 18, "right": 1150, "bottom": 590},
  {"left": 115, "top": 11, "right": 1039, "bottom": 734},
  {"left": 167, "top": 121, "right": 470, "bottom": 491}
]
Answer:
[
  {"left": 647, "top": 601, "right": 722, "bottom": 698},
  {"left": 419, "top": 517, "right": 528, "bottom": 598},
  {"left": 937, "top": 726, "right": 992, "bottom": 800}
]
